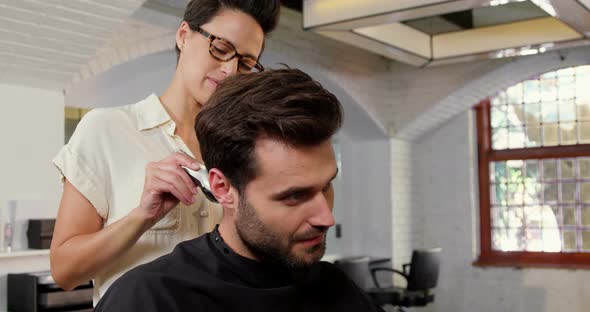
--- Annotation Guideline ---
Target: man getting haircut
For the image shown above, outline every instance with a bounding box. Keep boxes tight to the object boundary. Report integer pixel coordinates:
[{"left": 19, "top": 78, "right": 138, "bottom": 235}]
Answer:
[{"left": 95, "top": 68, "right": 385, "bottom": 312}]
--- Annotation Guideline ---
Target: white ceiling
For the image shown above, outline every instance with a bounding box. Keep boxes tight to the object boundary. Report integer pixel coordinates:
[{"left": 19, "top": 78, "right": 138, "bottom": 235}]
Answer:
[
  {"left": 4, "top": 0, "right": 588, "bottom": 90},
  {"left": 0, "top": 0, "right": 146, "bottom": 90},
  {"left": 150, "top": 0, "right": 188, "bottom": 9}
]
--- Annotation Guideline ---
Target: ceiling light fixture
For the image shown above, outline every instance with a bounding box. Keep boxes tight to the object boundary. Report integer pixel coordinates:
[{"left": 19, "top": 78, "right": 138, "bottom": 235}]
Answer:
[{"left": 303, "top": 0, "right": 590, "bottom": 67}]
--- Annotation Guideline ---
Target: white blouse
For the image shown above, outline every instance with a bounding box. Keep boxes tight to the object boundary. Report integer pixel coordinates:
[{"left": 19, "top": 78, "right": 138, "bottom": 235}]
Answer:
[{"left": 52, "top": 94, "right": 222, "bottom": 305}]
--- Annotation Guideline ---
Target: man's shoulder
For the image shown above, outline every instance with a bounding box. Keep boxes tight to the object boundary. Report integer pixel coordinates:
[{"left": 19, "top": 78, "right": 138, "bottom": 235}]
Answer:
[
  {"left": 310, "top": 262, "right": 386, "bottom": 312},
  {"left": 301, "top": 261, "right": 356, "bottom": 291},
  {"left": 116, "top": 235, "right": 210, "bottom": 281},
  {"left": 315, "top": 261, "right": 350, "bottom": 279},
  {"left": 95, "top": 235, "right": 212, "bottom": 311},
  {"left": 134, "top": 233, "right": 212, "bottom": 275},
  {"left": 103, "top": 238, "right": 199, "bottom": 290}
]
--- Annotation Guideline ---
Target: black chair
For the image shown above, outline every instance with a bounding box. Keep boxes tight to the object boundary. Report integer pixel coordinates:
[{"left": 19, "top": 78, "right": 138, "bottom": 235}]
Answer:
[
  {"left": 333, "top": 256, "right": 372, "bottom": 290},
  {"left": 367, "top": 248, "right": 441, "bottom": 311}
]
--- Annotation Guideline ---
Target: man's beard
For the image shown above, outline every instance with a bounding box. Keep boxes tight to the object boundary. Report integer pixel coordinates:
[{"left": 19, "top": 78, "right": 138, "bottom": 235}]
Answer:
[{"left": 235, "top": 194, "right": 327, "bottom": 269}]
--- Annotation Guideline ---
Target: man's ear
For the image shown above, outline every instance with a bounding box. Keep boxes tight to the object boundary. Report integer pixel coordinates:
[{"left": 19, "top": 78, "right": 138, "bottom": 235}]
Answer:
[
  {"left": 175, "top": 21, "right": 190, "bottom": 53},
  {"left": 209, "top": 168, "right": 237, "bottom": 210}
]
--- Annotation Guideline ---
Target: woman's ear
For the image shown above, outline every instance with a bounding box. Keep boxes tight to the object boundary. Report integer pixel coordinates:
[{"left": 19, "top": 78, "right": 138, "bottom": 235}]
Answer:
[
  {"left": 209, "top": 168, "right": 237, "bottom": 210},
  {"left": 176, "top": 21, "right": 190, "bottom": 53}
]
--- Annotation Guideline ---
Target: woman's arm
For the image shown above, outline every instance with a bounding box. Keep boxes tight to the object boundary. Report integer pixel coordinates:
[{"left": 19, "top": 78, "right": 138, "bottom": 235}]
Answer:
[
  {"left": 50, "top": 152, "right": 201, "bottom": 290},
  {"left": 50, "top": 180, "right": 149, "bottom": 290}
]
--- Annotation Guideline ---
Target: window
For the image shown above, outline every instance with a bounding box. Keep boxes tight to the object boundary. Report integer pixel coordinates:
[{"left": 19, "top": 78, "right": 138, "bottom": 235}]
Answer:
[
  {"left": 64, "top": 107, "right": 91, "bottom": 144},
  {"left": 475, "top": 65, "right": 590, "bottom": 268}
]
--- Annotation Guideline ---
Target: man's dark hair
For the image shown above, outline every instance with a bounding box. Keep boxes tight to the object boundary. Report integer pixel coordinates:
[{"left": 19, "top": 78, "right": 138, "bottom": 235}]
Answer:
[
  {"left": 175, "top": 0, "right": 280, "bottom": 59},
  {"left": 195, "top": 68, "right": 343, "bottom": 192}
]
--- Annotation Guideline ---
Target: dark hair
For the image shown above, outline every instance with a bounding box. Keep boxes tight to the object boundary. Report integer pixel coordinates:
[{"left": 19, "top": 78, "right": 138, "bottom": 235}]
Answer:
[
  {"left": 175, "top": 0, "right": 280, "bottom": 58},
  {"left": 195, "top": 68, "right": 343, "bottom": 192}
]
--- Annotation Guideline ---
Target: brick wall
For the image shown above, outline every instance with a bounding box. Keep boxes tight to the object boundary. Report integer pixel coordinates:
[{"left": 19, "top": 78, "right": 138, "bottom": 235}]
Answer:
[
  {"left": 396, "top": 46, "right": 590, "bottom": 140},
  {"left": 390, "top": 138, "right": 416, "bottom": 267}
]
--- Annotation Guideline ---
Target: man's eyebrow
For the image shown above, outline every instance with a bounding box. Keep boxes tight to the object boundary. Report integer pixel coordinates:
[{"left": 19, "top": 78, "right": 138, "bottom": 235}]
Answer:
[
  {"left": 270, "top": 168, "right": 339, "bottom": 200},
  {"left": 271, "top": 186, "right": 314, "bottom": 200}
]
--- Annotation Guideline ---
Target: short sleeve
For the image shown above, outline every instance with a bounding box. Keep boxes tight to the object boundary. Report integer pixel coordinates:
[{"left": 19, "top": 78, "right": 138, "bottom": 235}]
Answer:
[{"left": 52, "top": 109, "right": 114, "bottom": 219}]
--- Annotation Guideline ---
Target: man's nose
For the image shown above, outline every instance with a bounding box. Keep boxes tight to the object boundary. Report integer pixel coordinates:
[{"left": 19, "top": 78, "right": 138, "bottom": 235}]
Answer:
[{"left": 308, "top": 193, "right": 335, "bottom": 228}]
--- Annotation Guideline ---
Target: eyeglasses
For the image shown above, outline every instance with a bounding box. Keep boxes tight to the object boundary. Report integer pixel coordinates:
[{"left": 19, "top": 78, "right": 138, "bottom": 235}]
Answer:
[{"left": 196, "top": 27, "right": 264, "bottom": 74}]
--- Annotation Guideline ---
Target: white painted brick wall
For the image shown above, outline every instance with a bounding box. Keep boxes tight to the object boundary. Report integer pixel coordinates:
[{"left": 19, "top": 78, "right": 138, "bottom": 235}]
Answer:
[
  {"left": 388, "top": 59, "right": 507, "bottom": 133},
  {"left": 397, "top": 46, "right": 590, "bottom": 140},
  {"left": 390, "top": 138, "right": 416, "bottom": 272}
]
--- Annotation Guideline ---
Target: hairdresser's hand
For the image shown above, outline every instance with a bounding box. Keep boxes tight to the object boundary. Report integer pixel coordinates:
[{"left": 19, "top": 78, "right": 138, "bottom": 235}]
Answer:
[{"left": 135, "top": 152, "right": 201, "bottom": 228}]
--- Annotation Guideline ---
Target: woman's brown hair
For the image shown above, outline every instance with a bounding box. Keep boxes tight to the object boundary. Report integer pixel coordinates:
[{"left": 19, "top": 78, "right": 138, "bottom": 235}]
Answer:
[{"left": 176, "top": 0, "right": 280, "bottom": 58}]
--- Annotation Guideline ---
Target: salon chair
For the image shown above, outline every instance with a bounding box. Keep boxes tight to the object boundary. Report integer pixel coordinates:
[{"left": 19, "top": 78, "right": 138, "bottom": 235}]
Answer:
[{"left": 367, "top": 248, "right": 441, "bottom": 311}]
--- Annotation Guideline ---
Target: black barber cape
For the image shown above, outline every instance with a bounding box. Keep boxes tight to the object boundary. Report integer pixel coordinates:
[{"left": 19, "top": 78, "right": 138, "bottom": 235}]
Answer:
[{"left": 95, "top": 227, "right": 385, "bottom": 312}]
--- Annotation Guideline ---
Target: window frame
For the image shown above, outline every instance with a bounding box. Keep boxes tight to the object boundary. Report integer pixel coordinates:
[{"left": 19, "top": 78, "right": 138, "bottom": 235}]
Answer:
[{"left": 474, "top": 99, "right": 590, "bottom": 269}]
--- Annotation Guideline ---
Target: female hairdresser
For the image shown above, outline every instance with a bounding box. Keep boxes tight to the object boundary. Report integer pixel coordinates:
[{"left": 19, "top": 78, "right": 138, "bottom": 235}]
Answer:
[{"left": 50, "top": 0, "right": 280, "bottom": 305}]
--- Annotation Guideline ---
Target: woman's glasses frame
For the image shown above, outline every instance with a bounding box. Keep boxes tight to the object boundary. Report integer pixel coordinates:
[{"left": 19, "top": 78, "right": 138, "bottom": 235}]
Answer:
[{"left": 195, "top": 27, "right": 264, "bottom": 73}]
